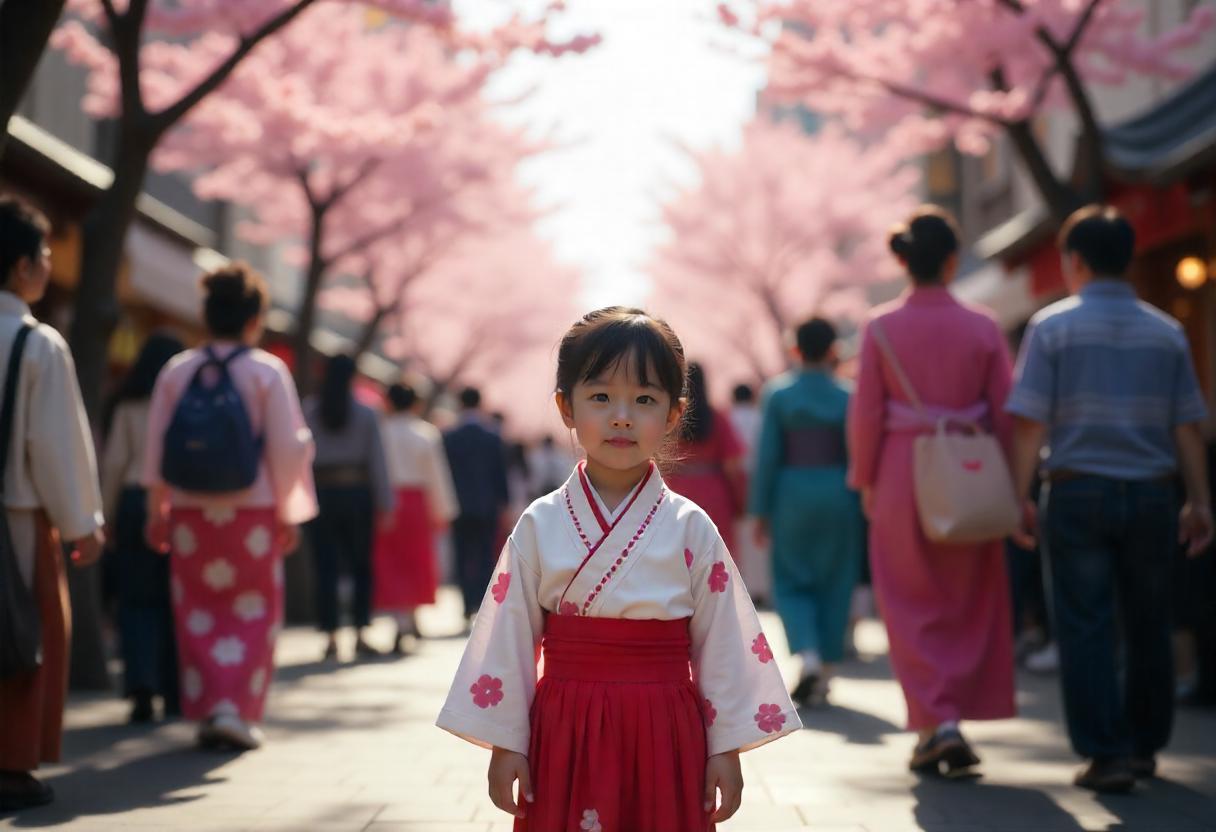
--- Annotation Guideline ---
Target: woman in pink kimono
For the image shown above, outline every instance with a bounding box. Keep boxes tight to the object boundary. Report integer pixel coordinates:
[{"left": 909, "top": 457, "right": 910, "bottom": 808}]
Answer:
[
  {"left": 847, "top": 207, "right": 1015, "bottom": 776},
  {"left": 438, "top": 307, "right": 798, "bottom": 831},
  {"left": 143, "top": 263, "right": 317, "bottom": 752}
]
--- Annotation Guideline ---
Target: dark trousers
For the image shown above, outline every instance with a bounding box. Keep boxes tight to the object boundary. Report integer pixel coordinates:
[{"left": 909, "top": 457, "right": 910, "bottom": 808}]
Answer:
[
  {"left": 1043, "top": 476, "right": 1177, "bottom": 760},
  {"left": 114, "top": 487, "right": 180, "bottom": 707},
  {"left": 453, "top": 514, "right": 498, "bottom": 618},
  {"left": 308, "top": 485, "right": 374, "bottom": 632}
]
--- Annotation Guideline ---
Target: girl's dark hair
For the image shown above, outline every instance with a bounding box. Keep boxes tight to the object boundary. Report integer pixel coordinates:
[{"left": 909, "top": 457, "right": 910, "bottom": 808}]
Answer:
[
  {"left": 319, "top": 354, "right": 357, "bottom": 432},
  {"left": 555, "top": 306, "right": 686, "bottom": 408},
  {"left": 201, "top": 262, "right": 269, "bottom": 338},
  {"left": 0, "top": 195, "right": 50, "bottom": 284},
  {"left": 103, "top": 332, "right": 184, "bottom": 438},
  {"left": 681, "top": 362, "right": 714, "bottom": 443},
  {"left": 388, "top": 383, "right": 418, "bottom": 412},
  {"left": 888, "top": 205, "right": 960, "bottom": 285}
]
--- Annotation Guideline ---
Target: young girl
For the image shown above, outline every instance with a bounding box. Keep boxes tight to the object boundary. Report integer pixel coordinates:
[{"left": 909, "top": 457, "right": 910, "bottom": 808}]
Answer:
[{"left": 437, "top": 307, "right": 799, "bottom": 831}]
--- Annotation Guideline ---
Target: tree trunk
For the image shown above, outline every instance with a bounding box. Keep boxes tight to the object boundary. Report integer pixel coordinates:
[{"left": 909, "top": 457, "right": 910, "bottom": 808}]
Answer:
[
  {"left": 0, "top": 0, "right": 67, "bottom": 160},
  {"left": 351, "top": 306, "right": 392, "bottom": 361},
  {"left": 290, "top": 205, "right": 330, "bottom": 397},
  {"left": 70, "top": 131, "right": 153, "bottom": 419},
  {"left": 65, "top": 129, "right": 153, "bottom": 691},
  {"left": 1005, "top": 118, "right": 1084, "bottom": 224}
]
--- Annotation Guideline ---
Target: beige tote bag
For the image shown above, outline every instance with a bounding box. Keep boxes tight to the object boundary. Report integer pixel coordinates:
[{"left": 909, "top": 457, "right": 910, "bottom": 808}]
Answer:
[{"left": 869, "top": 321, "right": 1019, "bottom": 545}]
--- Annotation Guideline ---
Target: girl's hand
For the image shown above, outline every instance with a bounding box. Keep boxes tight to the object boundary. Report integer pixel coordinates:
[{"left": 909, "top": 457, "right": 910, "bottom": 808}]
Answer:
[
  {"left": 704, "top": 750, "right": 743, "bottom": 822},
  {"left": 488, "top": 747, "right": 533, "bottom": 819}
]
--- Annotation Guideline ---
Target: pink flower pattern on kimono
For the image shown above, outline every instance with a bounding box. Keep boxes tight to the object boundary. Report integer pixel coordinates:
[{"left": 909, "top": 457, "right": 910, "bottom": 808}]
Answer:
[
  {"left": 708, "top": 561, "right": 729, "bottom": 593},
  {"left": 684, "top": 547, "right": 694, "bottom": 568},
  {"left": 491, "top": 572, "right": 511, "bottom": 604},
  {"left": 702, "top": 697, "right": 717, "bottom": 727},
  {"left": 751, "top": 633, "right": 773, "bottom": 664},
  {"left": 754, "top": 703, "right": 786, "bottom": 733},
  {"left": 558, "top": 601, "right": 580, "bottom": 616},
  {"left": 470, "top": 674, "right": 504, "bottom": 709}
]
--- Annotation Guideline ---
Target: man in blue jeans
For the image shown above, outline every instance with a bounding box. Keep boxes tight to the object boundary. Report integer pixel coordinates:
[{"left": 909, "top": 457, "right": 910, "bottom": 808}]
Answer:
[{"left": 1008, "top": 205, "right": 1213, "bottom": 794}]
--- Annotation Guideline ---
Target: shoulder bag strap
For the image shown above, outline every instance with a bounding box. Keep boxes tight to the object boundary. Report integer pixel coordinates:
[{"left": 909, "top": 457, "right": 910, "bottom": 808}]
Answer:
[
  {"left": 867, "top": 319, "right": 930, "bottom": 421},
  {"left": 0, "top": 325, "right": 34, "bottom": 499}
]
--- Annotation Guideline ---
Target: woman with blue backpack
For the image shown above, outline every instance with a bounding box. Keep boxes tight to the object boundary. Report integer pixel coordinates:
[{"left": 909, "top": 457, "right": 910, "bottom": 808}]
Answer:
[{"left": 142, "top": 263, "right": 318, "bottom": 752}]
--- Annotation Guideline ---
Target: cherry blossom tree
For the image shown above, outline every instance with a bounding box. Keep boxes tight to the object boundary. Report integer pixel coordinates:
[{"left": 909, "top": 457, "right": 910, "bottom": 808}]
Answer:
[
  {"left": 649, "top": 119, "right": 918, "bottom": 388},
  {"left": 51, "top": 0, "right": 597, "bottom": 415},
  {"left": 721, "top": 0, "right": 1214, "bottom": 221},
  {"left": 151, "top": 8, "right": 544, "bottom": 391},
  {"left": 0, "top": 0, "right": 68, "bottom": 159},
  {"left": 376, "top": 227, "right": 579, "bottom": 434}
]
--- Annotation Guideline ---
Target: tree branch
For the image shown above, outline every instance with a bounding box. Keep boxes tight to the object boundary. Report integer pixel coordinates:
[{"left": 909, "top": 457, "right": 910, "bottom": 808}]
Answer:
[{"left": 153, "top": 0, "right": 320, "bottom": 135}]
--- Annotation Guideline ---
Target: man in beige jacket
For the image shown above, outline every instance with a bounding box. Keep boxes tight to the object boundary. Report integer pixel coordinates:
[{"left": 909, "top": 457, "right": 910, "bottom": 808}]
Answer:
[{"left": 0, "top": 195, "right": 105, "bottom": 812}]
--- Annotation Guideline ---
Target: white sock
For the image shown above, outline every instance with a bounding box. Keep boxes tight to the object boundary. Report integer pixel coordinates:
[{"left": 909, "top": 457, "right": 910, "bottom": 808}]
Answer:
[{"left": 936, "top": 721, "right": 959, "bottom": 736}]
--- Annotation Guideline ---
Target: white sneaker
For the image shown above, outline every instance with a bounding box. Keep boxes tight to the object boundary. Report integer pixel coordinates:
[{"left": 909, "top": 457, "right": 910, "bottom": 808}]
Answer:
[
  {"left": 211, "top": 714, "right": 263, "bottom": 750},
  {"left": 1024, "top": 642, "right": 1059, "bottom": 674}
]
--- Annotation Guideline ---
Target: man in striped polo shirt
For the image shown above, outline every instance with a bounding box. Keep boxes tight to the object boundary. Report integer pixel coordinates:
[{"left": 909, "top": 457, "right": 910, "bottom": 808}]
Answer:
[{"left": 1007, "top": 205, "right": 1212, "bottom": 794}]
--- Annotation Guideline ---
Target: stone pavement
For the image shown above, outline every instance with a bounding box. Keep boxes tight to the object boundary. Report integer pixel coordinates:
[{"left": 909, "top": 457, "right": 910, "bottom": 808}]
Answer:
[{"left": 4, "top": 588, "right": 1216, "bottom": 832}]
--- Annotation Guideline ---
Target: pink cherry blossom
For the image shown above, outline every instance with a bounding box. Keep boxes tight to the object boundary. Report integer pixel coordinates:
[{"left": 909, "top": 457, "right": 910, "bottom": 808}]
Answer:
[
  {"left": 703, "top": 697, "right": 717, "bottom": 728},
  {"left": 754, "top": 703, "right": 786, "bottom": 734},
  {"left": 684, "top": 548, "right": 694, "bottom": 568},
  {"left": 651, "top": 120, "right": 916, "bottom": 390},
  {"left": 470, "top": 674, "right": 504, "bottom": 709},
  {"left": 491, "top": 572, "right": 511, "bottom": 604},
  {"left": 720, "top": 1, "right": 1215, "bottom": 162},
  {"left": 708, "top": 561, "right": 730, "bottom": 594},
  {"left": 751, "top": 633, "right": 773, "bottom": 664}
]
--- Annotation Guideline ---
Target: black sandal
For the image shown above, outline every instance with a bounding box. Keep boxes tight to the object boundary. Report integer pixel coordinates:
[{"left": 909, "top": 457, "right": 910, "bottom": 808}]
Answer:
[{"left": 0, "top": 772, "right": 54, "bottom": 812}]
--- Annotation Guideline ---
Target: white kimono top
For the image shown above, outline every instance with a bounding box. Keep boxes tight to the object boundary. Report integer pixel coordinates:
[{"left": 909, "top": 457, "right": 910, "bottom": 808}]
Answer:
[
  {"left": 437, "top": 462, "right": 801, "bottom": 757},
  {"left": 380, "top": 413, "right": 458, "bottom": 523},
  {"left": 0, "top": 292, "right": 104, "bottom": 586}
]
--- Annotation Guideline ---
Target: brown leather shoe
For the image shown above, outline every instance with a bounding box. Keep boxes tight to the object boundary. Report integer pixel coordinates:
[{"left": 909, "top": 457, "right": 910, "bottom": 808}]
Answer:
[
  {"left": 0, "top": 772, "right": 54, "bottom": 812},
  {"left": 1074, "top": 758, "right": 1135, "bottom": 793}
]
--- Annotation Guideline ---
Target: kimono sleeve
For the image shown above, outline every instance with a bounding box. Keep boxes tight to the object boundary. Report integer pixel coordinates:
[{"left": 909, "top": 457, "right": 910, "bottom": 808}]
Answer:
[
  {"left": 689, "top": 531, "right": 800, "bottom": 756},
  {"left": 436, "top": 529, "right": 544, "bottom": 755},
  {"left": 262, "top": 360, "right": 318, "bottom": 526},
  {"left": 846, "top": 325, "right": 887, "bottom": 491},
  {"left": 424, "top": 431, "right": 459, "bottom": 523},
  {"left": 747, "top": 385, "right": 782, "bottom": 518},
  {"left": 25, "top": 327, "right": 104, "bottom": 541}
]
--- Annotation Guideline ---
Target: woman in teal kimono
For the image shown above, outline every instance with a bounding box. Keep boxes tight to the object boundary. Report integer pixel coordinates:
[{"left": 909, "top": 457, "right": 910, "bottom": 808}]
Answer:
[{"left": 750, "top": 317, "right": 864, "bottom": 706}]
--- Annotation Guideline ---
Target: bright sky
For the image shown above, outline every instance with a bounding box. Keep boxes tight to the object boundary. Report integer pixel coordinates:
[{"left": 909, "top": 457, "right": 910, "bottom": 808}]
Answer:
[{"left": 453, "top": 0, "right": 766, "bottom": 309}]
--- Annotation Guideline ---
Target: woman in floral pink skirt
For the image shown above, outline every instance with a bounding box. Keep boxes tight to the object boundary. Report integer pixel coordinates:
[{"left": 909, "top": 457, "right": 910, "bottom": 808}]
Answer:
[{"left": 143, "top": 263, "right": 317, "bottom": 751}]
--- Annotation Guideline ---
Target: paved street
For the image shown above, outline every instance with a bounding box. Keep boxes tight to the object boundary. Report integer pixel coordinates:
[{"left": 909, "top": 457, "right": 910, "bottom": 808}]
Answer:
[{"left": 4, "top": 589, "right": 1215, "bottom": 832}]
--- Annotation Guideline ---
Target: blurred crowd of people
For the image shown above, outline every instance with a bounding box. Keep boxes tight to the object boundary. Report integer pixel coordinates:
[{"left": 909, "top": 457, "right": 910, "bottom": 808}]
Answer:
[{"left": 2, "top": 191, "right": 1215, "bottom": 812}]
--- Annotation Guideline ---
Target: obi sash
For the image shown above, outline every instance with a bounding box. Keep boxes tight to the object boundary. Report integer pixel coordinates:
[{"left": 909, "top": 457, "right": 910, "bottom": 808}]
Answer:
[
  {"left": 885, "top": 400, "right": 991, "bottom": 434},
  {"left": 783, "top": 426, "right": 846, "bottom": 467},
  {"left": 541, "top": 614, "right": 692, "bottom": 683}
]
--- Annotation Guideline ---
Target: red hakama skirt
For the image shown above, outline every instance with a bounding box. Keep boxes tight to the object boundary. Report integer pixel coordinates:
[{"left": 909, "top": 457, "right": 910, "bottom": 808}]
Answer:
[
  {"left": 373, "top": 487, "right": 438, "bottom": 610},
  {"left": 522, "top": 615, "right": 711, "bottom": 832}
]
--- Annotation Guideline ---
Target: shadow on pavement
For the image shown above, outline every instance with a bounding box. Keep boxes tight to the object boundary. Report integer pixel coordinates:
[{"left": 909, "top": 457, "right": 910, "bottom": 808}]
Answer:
[
  {"left": 1095, "top": 778, "right": 1216, "bottom": 831},
  {"left": 798, "top": 701, "right": 903, "bottom": 746},
  {"left": 911, "top": 777, "right": 1087, "bottom": 831},
  {"left": 3, "top": 747, "right": 234, "bottom": 828}
]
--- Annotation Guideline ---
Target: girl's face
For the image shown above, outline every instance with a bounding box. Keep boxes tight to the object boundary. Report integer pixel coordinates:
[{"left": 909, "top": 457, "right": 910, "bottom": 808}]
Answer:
[{"left": 557, "top": 356, "right": 683, "bottom": 475}]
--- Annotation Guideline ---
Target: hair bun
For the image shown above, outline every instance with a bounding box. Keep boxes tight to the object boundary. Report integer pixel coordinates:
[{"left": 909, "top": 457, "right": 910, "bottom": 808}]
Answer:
[{"left": 888, "top": 226, "right": 914, "bottom": 257}]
